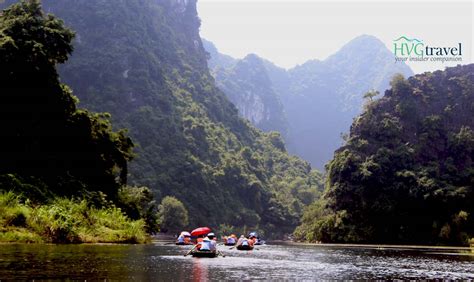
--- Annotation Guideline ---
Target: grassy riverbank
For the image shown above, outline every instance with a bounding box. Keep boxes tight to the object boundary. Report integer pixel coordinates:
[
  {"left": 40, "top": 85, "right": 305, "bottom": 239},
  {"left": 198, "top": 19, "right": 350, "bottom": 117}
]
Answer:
[{"left": 0, "top": 192, "right": 148, "bottom": 244}]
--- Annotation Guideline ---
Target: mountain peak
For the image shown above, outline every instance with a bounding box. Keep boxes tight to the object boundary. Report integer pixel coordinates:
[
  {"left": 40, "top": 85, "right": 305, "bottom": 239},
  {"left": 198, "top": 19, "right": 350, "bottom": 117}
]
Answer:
[
  {"left": 348, "top": 34, "right": 385, "bottom": 45},
  {"left": 242, "top": 53, "right": 264, "bottom": 64},
  {"left": 202, "top": 38, "right": 237, "bottom": 70},
  {"left": 328, "top": 34, "right": 391, "bottom": 61},
  {"left": 201, "top": 38, "right": 217, "bottom": 54},
  {"left": 330, "top": 35, "right": 388, "bottom": 58},
  {"left": 293, "top": 59, "right": 323, "bottom": 71},
  {"left": 235, "top": 54, "right": 270, "bottom": 75}
]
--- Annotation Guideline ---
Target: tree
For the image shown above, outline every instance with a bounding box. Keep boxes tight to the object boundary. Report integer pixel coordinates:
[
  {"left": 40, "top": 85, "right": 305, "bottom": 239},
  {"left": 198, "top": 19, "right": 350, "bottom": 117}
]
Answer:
[
  {"left": 363, "top": 89, "right": 379, "bottom": 102},
  {"left": 295, "top": 64, "right": 474, "bottom": 245},
  {"left": 9, "top": 0, "right": 321, "bottom": 236},
  {"left": 158, "top": 196, "right": 189, "bottom": 233},
  {"left": 118, "top": 186, "right": 159, "bottom": 233},
  {"left": 0, "top": 0, "right": 133, "bottom": 198}
]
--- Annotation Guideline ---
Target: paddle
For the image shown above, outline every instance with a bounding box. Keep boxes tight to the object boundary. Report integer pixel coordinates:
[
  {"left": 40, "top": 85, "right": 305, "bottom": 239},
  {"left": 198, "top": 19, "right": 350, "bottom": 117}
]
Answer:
[
  {"left": 217, "top": 250, "right": 226, "bottom": 258},
  {"left": 184, "top": 245, "right": 197, "bottom": 257},
  {"left": 170, "top": 242, "right": 193, "bottom": 245}
]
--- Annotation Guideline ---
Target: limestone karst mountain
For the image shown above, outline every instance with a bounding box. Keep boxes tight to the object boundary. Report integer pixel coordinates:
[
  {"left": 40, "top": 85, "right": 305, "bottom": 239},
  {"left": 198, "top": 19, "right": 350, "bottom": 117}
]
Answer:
[{"left": 205, "top": 35, "right": 414, "bottom": 169}]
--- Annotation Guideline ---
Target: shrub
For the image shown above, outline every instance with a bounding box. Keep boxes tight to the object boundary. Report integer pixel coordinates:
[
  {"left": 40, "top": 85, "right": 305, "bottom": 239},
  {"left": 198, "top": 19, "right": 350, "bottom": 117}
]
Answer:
[
  {"left": 0, "top": 191, "right": 29, "bottom": 227},
  {"left": 0, "top": 191, "right": 148, "bottom": 243},
  {"left": 158, "top": 196, "right": 189, "bottom": 233},
  {"left": 117, "top": 186, "right": 159, "bottom": 233}
]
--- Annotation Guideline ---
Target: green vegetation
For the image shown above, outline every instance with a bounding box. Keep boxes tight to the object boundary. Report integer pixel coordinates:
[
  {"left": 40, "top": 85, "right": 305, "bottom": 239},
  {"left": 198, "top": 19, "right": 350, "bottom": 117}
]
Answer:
[
  {"left": 295, "top": 65, "right": 474, "bottom": 245},
  {"left": 0, "top": 0, "right": 151, "bottom": 243},
  {"left": 25, "top": 0, "right": 323, "bottom": 236},
  {"left": 0, "top": 0, "right": 321, "bottom": 239},
  {"left": 157, "top": 196, "right": 189, "bottom": 233},
  {"left": 0, "top": 191, "right": 147, "bottom": 243},
  {"left": 0, "top": 0, "right": 132, "bottom": 198},
  {"left": 117, "top": 186, "right": 159, "bottom": 234},
  {"left": 1, "top": 0, "right": 471, "bottom": 246},
  {"left": 363, "top": 89, "right": 379, "bottom": 102}
]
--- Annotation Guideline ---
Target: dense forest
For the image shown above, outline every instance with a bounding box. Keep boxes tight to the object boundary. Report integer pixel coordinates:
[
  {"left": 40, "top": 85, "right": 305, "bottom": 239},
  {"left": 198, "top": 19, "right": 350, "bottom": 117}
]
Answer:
[
  {"left": 0, "top": 0, "right": 322, "bottom": 237},
  {"left": 0, "top": 0, "right": 152, "bottom": 243},
  {"left": 205, "top": 36, "right": 414, "bottom": 169},
  {"left": 1, "top": 0, "right": 472, "bottom": 246},
  {"left": 295, "top": 65, "right": 474, "bottom": 245}
]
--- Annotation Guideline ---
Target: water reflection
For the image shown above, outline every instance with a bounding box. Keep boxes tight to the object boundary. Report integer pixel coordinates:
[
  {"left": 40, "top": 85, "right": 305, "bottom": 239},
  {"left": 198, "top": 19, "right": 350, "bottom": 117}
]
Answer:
[
  {"left": 192, "top": 257, "right": 209, "bottom": 281},
  {"left": 0, "top": 242, "right": 473, "bottom": 280}
]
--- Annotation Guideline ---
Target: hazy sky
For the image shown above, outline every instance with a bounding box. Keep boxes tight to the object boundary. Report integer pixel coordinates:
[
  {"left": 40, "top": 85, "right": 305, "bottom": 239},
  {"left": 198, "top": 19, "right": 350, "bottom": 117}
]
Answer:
[{"left": 197, "top": 0, "right": 473, "bottom": 74}]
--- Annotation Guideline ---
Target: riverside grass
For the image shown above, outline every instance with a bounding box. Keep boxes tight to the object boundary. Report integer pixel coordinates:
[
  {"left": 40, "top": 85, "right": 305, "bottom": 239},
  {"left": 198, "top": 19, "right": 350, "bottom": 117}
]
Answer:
[{"left": 0, "top": 191, "right": 148, "bottom": 244}]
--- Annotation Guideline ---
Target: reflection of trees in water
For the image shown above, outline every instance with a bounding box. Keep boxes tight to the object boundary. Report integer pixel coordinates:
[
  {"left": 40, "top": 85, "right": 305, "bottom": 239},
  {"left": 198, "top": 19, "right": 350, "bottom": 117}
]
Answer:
[
  {"left": 0, "top": 244, "right": 135, "bottom": 279},
  {"left": 192, "top": 259, "right": 209, "bottom": 282}
]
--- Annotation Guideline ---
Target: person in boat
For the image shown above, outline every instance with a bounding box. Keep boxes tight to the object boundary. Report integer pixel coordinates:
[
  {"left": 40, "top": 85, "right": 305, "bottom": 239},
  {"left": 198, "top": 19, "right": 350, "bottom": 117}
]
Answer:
[
  {"left": 200, "top": 233, "right": 217, "bottom": 252},
  {"left": 248, "top": 233, "right": 257, "bottom": 245},
  {"left": 207, "top": 233, "right": 217, "bottom": 251},
  {"left": 177, "top": 234, "right": 185, "bottom": 244},
  {"left": 236, "top": 235, "right": 244, "bottom": 246},
  {"left": 195, "top": 234, "right": 205, "bottom": 249},
  {"left": 184, "top": 235, "right": 191, "bottom": 244},
  {"left": 236, "top": 235, "right": 253, "bottom": 248},
  {"left": 226, "top": 235, "right": 236, "bottom": 245},
  {"left": 250, "top": 232, "right": 261, "bottom": 243}
]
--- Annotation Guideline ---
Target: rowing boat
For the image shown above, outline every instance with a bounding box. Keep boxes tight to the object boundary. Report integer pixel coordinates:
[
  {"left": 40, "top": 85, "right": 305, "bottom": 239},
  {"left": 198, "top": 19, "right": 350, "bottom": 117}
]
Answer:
[
  {"left": 191, "top": 250, "right": 218, "bottom": 258},
  {"left": 236, "top": 245, "right": 254, "bottom": 251}
]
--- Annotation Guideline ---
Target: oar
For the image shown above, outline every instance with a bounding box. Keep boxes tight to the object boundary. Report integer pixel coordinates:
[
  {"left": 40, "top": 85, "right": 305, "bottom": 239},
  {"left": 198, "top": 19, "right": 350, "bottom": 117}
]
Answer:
[
  {"left": 184, "top": 245, "right": 197, "bottom": 257},
  {"left": 217, "top": 250, "right": 226, "bottom": 258}
]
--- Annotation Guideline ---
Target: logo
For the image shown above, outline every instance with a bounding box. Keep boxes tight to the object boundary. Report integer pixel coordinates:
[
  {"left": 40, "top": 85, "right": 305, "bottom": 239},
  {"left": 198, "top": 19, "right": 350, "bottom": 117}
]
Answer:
[{"left": 393, "top": 36, "right": 463, "bottom": 63}]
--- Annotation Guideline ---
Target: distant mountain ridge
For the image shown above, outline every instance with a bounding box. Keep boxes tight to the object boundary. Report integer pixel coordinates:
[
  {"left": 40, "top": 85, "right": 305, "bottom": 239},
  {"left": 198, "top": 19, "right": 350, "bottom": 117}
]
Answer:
[{"left": 205, "top": 35, "right": 414, "bottom": 169}]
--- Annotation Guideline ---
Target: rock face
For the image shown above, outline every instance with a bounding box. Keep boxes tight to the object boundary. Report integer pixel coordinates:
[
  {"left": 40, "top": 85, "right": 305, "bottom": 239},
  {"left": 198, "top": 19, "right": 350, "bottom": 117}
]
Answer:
[
  {"left": 0, "top": 0, "right": 321, "bottom": 234},
  {"left": 205, "top": 35, "right": 413, "bottom": 169},
  {"left": 205, "top": 45, "right": 289, "bottom": 136},
  {"left": 202, "top": 39, "right": 237, "bottom": 71}
]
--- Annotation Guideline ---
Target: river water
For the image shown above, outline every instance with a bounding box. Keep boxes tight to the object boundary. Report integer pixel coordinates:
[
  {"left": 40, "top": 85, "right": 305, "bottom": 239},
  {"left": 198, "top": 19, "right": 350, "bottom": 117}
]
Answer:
[{"left": 1, "top": 241, "right": 473, "bottom": 280}]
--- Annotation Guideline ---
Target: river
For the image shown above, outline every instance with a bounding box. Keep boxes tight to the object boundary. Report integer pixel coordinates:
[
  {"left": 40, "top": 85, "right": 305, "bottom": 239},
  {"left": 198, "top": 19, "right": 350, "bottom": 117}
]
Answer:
[{"left": 1, "top": 241, "right": 473, "bottom": 280}]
